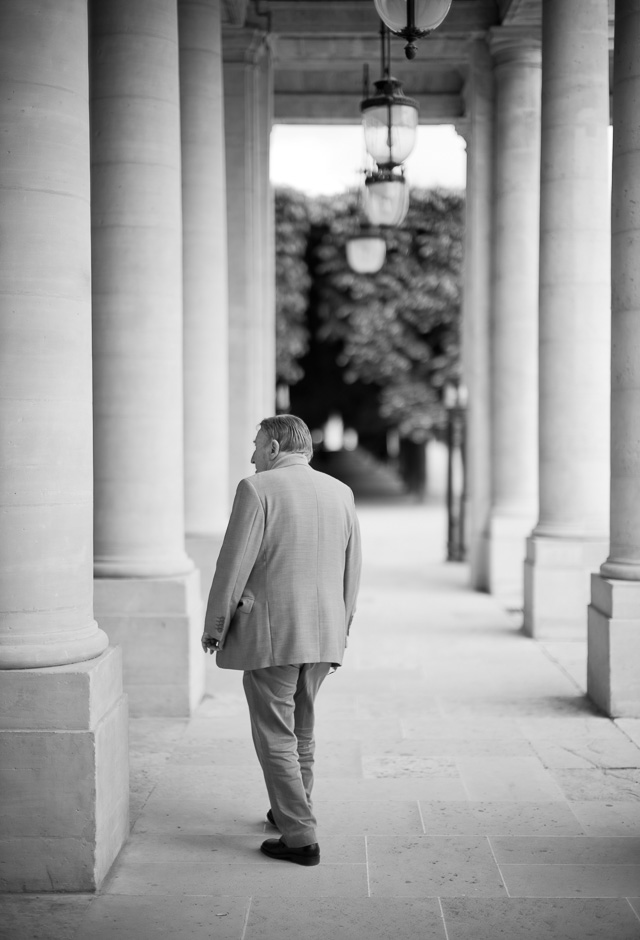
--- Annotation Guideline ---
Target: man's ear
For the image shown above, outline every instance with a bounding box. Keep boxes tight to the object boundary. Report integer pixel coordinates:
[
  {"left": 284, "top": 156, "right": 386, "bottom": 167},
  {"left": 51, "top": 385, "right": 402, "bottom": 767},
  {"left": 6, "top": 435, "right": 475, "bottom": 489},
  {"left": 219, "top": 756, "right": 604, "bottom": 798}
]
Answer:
[{"left": 270, "top": 439, "right": 280, "bottom": 459}]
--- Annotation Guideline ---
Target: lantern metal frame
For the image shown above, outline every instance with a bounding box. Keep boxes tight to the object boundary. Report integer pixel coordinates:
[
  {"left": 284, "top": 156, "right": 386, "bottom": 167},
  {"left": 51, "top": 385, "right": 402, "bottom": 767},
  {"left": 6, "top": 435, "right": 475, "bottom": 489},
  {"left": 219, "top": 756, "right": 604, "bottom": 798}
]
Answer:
[{"left": 360, "top": 22, "right": 419, "bottom": 168}]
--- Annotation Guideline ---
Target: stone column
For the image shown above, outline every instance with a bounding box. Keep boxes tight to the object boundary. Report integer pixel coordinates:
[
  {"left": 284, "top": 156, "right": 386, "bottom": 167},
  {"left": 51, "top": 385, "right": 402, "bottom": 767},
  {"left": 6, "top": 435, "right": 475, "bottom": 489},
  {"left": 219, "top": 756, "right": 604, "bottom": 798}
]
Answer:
[
  {"left": 487, "top": 30, "right": 542, "bottom": 606},
  {"left": 0, "top": 0, "right": 127, "bottom": 889},
  {"left": 524, "top": 0, "right": 610, "bottom": 638},
  {"left": 461, "top": 38, "right": 494, "bottom": 592},
  {"left": 588, "top": 0, "right": 640, "bottom": 715},
  {"left": 179, "top": 0, "right": 230, "bottom": 593},
  {"left": 257, "top": 48, "right": 277, "bottom": 420},
  {"left": 224, "top": 28, "right": 276, "bottom": 490},
  {"left": 91, "top": 0, "right": 204, "bottom": 716}
]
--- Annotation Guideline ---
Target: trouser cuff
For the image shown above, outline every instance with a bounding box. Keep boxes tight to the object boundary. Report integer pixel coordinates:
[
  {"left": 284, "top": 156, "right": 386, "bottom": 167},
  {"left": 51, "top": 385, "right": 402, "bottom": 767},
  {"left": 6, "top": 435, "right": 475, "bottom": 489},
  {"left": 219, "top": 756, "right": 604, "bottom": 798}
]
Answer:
[{"left": 283, "top": 827, "right": 317, "bottom": 847}]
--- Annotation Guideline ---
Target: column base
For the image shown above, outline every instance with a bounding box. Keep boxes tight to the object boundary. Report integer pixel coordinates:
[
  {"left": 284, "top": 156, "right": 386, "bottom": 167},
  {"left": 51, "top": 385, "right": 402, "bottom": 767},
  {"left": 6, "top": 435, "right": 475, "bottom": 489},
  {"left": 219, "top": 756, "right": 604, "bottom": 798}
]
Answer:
[
  {"left": 588, "top": 574, "right": 640, "bottom": 717},
  {"left": 469, "top": 528, "right": 490, "bottom": 592},
  {"left": 523, "top": 534, "right": 608, "bottom": 638},
  {"left": 94, "top": 570, "right": 205, "bottom": 717},
  {"left": 487, "top": 510, "right": 536, "bottom": 608},
  {"left": 186, "top": 532, "right": 224, "bottom": 603},
  {"left": 0, "top": 647, "right": 129, "bottom": 891}
]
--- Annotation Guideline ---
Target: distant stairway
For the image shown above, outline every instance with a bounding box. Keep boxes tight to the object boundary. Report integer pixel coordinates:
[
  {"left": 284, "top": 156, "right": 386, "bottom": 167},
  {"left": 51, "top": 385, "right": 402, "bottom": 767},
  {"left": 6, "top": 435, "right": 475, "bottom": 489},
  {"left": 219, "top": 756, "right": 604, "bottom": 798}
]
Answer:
[{"left": 311, "top": 447, "right": 409, "bottom": 501}]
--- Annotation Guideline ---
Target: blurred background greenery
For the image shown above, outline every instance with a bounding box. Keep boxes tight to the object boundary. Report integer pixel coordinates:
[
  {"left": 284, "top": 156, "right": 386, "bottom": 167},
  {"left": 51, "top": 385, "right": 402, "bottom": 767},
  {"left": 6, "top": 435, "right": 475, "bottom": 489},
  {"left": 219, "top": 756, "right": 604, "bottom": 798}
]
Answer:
[{"left": 275, "top": 186, "right": 464, "bottom": 494}]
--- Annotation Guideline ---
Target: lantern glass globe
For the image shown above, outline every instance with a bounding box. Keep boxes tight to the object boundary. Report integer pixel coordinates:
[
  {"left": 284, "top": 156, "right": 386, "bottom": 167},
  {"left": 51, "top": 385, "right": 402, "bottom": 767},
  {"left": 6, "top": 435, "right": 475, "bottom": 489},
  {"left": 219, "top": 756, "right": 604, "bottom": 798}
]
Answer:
[
  {"left": 362, "top": 99, "right": 418, "bottom": 166},
  {"left": 363, "top": 174, "right": 410, "bottom": 227},
  {"left": 346, "top": 235, "right": 387, "bottom": 273},
  {"left": 373, "top": 0, "right": 453, "bottom": 36}
]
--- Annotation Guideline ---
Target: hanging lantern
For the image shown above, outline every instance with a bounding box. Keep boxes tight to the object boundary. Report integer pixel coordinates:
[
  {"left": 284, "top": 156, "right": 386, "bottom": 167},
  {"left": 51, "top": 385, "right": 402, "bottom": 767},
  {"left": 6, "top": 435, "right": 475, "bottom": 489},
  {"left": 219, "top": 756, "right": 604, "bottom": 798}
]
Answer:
[
  {"left": 360, "top": 24, "right": 419, "bottom": 167},
  {"left": 361, "top": 77, "right": 419, "bottom": 168},
  {"left": 373, "top": 0, "right": 453, "bottom": 59},
  {"left": 346, "top": 230, "right": 387, "bottom": 274},
  {"left": 363, "top": 169, "right": 410, "bottom": 227}
]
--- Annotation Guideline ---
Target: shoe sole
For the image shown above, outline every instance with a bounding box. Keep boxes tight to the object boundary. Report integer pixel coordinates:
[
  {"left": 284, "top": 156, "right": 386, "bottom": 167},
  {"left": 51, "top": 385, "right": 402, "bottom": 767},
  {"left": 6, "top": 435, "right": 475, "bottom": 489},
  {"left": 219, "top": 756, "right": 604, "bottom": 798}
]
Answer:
[{"left": 260, "top": 845, "right": 320, "bottom": 867}]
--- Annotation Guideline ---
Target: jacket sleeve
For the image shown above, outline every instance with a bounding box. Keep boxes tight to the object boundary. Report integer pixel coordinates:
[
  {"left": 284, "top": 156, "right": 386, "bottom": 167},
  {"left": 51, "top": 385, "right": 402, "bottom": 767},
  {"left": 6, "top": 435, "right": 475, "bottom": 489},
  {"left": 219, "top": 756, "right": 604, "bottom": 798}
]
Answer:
[
  {"left": 343, "top": 498, "right": 362, "bottom": 634},
  {"left": 204, "top": 478, "right": 264, "bottom": 648}
]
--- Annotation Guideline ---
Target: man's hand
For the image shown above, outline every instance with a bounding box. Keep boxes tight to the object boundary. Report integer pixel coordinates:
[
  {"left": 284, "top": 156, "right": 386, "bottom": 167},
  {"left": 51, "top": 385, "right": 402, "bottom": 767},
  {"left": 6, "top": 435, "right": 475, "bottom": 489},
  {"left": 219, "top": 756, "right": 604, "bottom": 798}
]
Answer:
[{"left": 201, "top": 633, "right": 219, "bottom": 655}]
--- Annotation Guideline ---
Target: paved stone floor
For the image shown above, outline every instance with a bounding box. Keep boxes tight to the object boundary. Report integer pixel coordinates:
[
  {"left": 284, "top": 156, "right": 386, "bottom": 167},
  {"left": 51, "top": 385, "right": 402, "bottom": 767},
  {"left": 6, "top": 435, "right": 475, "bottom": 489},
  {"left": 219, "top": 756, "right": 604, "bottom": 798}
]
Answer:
[{"left": 3, "top": 502, "right": 640, "bottom": 939}]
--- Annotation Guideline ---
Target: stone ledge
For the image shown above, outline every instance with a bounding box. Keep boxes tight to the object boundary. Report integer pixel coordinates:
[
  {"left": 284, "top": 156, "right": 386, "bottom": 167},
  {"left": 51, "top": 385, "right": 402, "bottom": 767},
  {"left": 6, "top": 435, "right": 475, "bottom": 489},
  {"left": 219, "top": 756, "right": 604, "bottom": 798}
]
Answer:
[{"left": 0, "top": 646, "right": 123, "bottom": 732}]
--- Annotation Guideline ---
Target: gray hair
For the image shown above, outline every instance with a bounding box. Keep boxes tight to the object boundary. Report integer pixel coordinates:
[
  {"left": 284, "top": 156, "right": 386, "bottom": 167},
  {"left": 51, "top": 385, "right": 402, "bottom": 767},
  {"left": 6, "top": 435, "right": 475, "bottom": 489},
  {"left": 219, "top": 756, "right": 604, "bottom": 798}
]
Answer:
[{"left": 259, "top": 414, "right": 313, "bottom": 459}]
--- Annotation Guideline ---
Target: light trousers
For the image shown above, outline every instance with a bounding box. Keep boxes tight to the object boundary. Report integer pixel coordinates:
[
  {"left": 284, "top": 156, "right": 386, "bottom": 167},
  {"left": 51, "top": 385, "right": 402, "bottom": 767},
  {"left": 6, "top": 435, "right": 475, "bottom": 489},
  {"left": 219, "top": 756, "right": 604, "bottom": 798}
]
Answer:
[{"left": 242, "top": 662, "right": 331, "bottom": 847}]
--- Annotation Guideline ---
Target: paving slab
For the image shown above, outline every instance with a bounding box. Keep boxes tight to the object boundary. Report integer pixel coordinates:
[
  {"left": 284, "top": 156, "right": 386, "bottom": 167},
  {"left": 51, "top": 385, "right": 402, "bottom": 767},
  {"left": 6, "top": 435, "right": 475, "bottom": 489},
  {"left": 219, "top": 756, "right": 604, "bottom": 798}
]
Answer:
[
  {"left": 418, "top": 801, "right": 585, "bottom": 836},
  {"left": 570, "top": 802, "right": 640, "bottom": 836},
  {"left": 365, "top": 736, "right": 536, "bottom": 757},
  {"left": 550, "top": 769, "right": 640, "bottom": 802},
  {"left": 455, "top": 756, "right": 567, "bottom": 802},
  {"left": 500, "top": 863, "right": 640, "bottom": 898},
  {"left": 528, "top": 736, "right": 640, "bottom": 770},
  {"left": 490, "top": 835, "right": 640, "bottom": 865},
  {"left": 105, "top": 859, "right": 368, "bottom": 898},
  {"left": 441, "top": 897, "right": 640, "bottom": 939},
  {"left": 0, "top": 895, "right": 91, "bottom": 940},
  {"left": 74, "top": 895, "right": 249, "bottom": 940},
  {"left": 627, "top": 897, "right": 640, "bottom": 918},
  {"left": 312, "top": 799, "right": 425, "bottom": 835},
  {"left": 367, "top": 834, "right": 507, "bottom": 897},
  {"left": 243, "top": 897, "right": 446, "bottom": 940},
  {"left": 313, "top": 773, "right": 469, "bottom": 801}
]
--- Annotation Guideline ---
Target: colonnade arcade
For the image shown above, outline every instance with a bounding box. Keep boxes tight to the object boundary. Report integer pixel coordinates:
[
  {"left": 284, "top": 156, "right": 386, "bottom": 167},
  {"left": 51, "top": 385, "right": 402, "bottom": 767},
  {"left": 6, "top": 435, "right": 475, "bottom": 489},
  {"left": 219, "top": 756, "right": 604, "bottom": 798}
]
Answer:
[{"left": 1, "top": 0, "right": 639, "bottom": 893}]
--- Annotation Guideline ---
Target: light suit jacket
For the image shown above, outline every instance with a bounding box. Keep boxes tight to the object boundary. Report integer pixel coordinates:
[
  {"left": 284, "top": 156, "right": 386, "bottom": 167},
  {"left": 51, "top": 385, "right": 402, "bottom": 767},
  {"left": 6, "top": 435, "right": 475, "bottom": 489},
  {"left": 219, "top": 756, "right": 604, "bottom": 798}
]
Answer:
[{"left": 204, "top": 453, "right": 362, "bottom": 671}]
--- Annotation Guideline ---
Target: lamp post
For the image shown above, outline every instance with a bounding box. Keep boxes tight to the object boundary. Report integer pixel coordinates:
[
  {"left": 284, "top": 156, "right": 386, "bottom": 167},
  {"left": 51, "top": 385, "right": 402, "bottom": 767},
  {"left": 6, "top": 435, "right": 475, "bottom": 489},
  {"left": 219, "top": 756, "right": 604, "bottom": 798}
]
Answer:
[
  {"left": 444, "top": 381, "right": 467, "bottom": 562},
  {"left": 373, "top": 0, "right": 453, "bottom": 59}
]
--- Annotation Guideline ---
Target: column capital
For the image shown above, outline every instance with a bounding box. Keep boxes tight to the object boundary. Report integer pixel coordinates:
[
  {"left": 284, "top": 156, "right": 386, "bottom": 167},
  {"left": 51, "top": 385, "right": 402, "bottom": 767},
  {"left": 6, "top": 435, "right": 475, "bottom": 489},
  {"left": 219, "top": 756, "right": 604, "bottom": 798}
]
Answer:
[
  {"left": 221, "top": 0, "right": 250, "bottom": 26},
  {"left": 222, "top": 25, "right": 269, "bottom": 64},
  {"left": 453, "top": 120, "right": 469, "bottom": 145},
  {"left": 489, "top": 26, "right": 541, "bottom": 66}
]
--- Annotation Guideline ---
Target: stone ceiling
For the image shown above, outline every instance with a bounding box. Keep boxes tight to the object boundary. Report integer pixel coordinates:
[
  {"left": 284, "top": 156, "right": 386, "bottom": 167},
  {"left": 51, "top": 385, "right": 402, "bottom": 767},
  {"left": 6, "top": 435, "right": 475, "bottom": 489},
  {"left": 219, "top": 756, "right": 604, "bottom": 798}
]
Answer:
[
  {"left": 224, "top": 0, "right": 542, "bottom": 123},
  {"left": 223, "top": 0, "right": 615, "bottom": 125}
]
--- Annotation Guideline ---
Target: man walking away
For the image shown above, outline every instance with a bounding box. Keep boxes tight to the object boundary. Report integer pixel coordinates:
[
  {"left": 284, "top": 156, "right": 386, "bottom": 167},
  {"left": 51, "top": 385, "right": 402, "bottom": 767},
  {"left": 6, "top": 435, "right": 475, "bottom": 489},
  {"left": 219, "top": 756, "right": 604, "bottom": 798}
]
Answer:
[{"left": 201, "top": 414, "right": 362, "bottom": 866}]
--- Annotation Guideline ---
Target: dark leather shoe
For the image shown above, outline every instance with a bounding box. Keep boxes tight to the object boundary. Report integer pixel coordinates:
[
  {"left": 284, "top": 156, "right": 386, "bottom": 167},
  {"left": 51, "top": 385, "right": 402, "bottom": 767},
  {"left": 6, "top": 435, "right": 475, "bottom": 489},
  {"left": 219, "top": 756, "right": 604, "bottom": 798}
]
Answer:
[
  {"left": 266, "top": 809, "right": 278, "bottom": 828},
  {"left": 260, "top": 837, "right": 320, "bottom": 866}
]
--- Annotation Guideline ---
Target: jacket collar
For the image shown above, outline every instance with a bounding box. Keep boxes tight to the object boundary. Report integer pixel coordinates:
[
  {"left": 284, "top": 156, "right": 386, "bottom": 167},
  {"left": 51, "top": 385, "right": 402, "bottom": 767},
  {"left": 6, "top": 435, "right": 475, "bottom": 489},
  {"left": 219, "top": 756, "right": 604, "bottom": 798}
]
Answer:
[{"left": 270, "top": 452, "right": 310, "bottom": 471}]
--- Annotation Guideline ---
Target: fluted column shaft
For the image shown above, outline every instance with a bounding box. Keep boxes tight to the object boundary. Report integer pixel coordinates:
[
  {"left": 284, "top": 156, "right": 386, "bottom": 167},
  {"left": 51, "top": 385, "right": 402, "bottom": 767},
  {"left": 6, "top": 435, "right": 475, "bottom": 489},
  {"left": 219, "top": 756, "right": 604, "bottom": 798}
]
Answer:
[
  {"left": 524, "top": 0, "right": 610, "bottom": 637},
  {"left": 536, "top": 0, "right": 610, "bottom": 539},
  {"left": 91, "top": 0, "right": 192, "bottom": 578},
  {"left": 587, "top": 0, "right": 640, "bottom": 717},
  {"left": 257, "top": 49, "right": 277, "bottom": 419},
  {"left": 180, "top": 0, "right": 229, "bottom": 538},
  {"left": 601, "top": 0, "right": 640, "bottom": 582},
  {"left": 487, "top": 30, "right": 542, "bottom": 603},
  {"left": 90, "top": 0, "right": 203, "bottom": 717},
  {"left": 461, "top": 38, "right": 494, "bottom": 592},
  {"left": 0, "top": 0, "right": 108, "bottom": 668},
  {"left": 224, "top": 29, "right": 275, "bottom": 489},
  {"left": 0, "top": 0, "right": 128, "bottom": 894}
]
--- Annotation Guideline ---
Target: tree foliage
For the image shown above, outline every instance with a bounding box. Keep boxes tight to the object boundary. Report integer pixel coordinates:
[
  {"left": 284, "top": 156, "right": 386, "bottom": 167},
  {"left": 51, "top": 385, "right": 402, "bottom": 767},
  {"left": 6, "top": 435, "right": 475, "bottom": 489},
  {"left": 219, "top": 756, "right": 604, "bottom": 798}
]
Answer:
[
  {"left": 275, "top": 188, "right": 312, "bottom": 384},
  {"left": 275, "top": 186, "right": 464, "bottom": 441}
]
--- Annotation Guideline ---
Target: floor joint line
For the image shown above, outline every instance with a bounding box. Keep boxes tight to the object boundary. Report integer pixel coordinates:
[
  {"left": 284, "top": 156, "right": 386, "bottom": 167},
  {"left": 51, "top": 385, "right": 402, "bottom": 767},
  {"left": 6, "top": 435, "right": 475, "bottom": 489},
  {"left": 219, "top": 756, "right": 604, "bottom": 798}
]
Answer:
[
  {"left": 240, "top": 896, "right": 253, "bottom": 940},
  {"left": 364, "top": 835, "right": 371, "bottom": 897}
]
